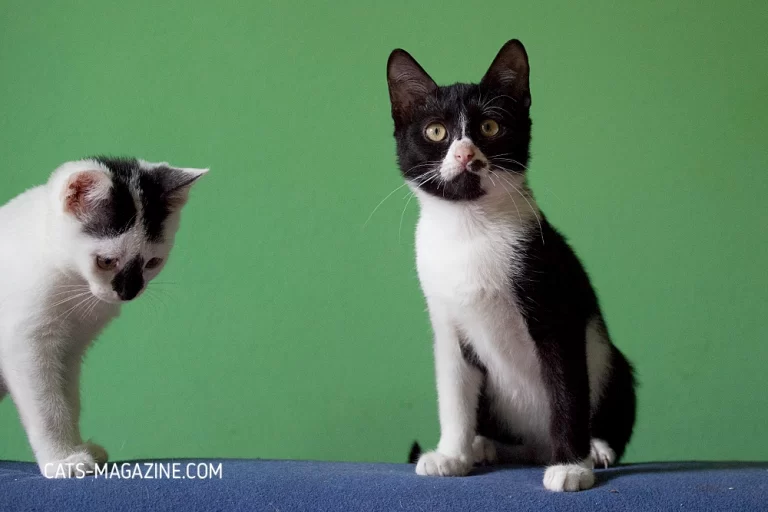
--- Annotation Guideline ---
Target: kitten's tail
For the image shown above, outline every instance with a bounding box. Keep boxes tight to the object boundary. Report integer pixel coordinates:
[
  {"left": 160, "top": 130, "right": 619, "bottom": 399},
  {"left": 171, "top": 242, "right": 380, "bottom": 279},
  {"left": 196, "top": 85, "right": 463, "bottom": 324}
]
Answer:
[{"left": 408, "top": 441, "right": 422, "bottom": 464}]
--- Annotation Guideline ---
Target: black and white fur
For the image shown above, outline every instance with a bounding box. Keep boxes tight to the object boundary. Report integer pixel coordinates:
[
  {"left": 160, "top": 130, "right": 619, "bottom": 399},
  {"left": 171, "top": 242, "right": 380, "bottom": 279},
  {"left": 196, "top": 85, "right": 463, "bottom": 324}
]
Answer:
[
  {"left": 0, "top": 157, "right": 206, "bottom": 477},
  {"left": 387, "top": 40, "right": 636, "bottom": 491}
]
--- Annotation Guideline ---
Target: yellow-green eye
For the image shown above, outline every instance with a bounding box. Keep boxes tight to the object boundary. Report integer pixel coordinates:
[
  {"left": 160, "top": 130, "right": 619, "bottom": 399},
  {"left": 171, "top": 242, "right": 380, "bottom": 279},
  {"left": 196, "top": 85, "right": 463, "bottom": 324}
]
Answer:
[
  {"left": 424, "top": 123, "right": 447, "bottom": 142},
  {"left": 480, "top": 119, "right": 500, "bottom": 137}
]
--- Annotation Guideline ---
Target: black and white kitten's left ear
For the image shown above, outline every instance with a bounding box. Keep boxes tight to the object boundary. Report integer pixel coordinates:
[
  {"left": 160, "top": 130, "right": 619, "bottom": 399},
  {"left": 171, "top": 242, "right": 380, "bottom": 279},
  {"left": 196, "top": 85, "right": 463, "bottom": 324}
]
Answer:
[
  {"left": 481, "top": 39, "right": 531, "bottom": 108},
  {"left": 157, "top": 166, "right": 209, "bottom": 208},
  {"left": 387, "top": 49, "right": 438, "bottom": 124}
]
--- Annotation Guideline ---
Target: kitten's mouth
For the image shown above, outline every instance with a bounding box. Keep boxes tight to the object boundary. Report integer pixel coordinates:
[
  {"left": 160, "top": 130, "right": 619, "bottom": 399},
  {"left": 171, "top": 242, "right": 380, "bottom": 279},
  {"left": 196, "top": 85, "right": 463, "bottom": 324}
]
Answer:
[
  {"left": 467, "top": 160, "right": 488, "bottom": 173},
  {"left": 93, "top": 292, "right": 119, "bottom": 305}
]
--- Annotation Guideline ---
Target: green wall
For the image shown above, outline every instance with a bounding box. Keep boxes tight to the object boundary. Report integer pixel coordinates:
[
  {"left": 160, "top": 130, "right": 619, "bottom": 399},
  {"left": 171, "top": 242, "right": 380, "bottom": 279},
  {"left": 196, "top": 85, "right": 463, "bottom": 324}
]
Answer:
[{"left": 1, "top": 0, "right": 767, "bottom": 464}]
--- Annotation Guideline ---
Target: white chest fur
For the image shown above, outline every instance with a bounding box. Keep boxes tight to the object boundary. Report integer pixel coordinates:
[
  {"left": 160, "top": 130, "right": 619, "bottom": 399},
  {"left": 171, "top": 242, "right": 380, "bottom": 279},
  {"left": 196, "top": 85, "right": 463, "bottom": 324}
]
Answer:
[{"left": 415, "top": 193, "right": 552, "bottom": 446}]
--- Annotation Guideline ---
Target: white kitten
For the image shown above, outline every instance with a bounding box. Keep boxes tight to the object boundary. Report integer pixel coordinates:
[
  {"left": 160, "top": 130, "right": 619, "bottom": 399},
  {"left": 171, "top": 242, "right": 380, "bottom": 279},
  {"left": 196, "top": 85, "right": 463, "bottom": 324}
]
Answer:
[{"left": 0, "top": 157, "right": 206, "bottom": 477}]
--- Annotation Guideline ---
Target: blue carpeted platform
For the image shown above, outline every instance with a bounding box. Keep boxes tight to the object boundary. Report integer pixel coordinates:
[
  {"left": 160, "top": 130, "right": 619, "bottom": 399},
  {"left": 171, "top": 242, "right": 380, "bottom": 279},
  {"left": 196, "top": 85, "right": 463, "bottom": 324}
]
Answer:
[{"left": 1, "top": 459, "right": 766, "bottom": 511}]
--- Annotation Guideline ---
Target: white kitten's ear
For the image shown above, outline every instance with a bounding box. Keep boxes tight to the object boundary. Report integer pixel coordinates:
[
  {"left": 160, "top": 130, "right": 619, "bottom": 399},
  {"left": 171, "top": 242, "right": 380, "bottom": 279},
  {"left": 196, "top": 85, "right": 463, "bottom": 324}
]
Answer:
[
  {"left": 387, "top": 49, "right": 438, "bottom": 125},
  {"left": 161, "top": 167, "right": 208, "bottom": 208},
  {"left": 62, "top": 170, "right": 112, "bottom": 221},
  {"left": 481, "top": 39, "right": 531, "bottom": 108}
]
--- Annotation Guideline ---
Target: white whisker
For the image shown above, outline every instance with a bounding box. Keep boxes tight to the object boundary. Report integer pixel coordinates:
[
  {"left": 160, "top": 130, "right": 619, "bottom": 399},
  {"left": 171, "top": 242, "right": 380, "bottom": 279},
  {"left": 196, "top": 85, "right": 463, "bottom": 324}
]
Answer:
[
  {"left": 398, "top": 192, "right": 416, "bottom": 243},
  {"left": 491, "top": 167, "right": 544, "bottom": 244},
  {"left": 489, "top": 170, "right": 523, "bottom": 225},
  {"left": 363, "top": 181, "right": 410, "bottom": 228},
  {"left": 48, "top": 291, "right": 93, "bottom": 309}
]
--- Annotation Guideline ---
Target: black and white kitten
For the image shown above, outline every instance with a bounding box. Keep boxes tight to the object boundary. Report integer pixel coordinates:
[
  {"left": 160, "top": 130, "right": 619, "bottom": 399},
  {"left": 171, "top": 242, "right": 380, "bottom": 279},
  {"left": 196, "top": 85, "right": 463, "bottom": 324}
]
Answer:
[
  {"left": 387, "top": 40, "right": 636, "bottom": 491},
  {"left": 0, "top": 157, "right": 206, "bottom": 477}
]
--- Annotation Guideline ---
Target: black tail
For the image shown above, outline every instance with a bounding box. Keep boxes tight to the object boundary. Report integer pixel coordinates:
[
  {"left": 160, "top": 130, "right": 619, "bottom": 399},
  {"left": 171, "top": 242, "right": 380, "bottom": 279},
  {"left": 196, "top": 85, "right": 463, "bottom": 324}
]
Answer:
[{"left": 408, "top": 441, "right": 422, "bottom": 463}]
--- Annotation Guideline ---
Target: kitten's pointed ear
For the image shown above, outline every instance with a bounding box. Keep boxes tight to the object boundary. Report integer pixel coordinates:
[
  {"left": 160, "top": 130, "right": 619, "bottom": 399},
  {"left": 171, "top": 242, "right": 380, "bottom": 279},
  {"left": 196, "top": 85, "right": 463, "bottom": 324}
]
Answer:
[
  {"left": 481, "top": 39, "right": 531, "bottom": 108},
  {"left": 63, "top": 170, "right": 112, "bottom": 221},
  {"left": 387, "top": 49, "right": 438, "bottom": 124},
  {"left": 161, "top": 167, "right": 208, "bottom": 208}
]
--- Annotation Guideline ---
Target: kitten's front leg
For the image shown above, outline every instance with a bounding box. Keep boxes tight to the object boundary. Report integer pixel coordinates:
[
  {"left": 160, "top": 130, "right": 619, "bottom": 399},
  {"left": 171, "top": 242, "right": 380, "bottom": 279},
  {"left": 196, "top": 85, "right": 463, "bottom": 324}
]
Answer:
[
  {"left": 1, "top": 336, "right": 106, "bottom": 477},
  {"left": 61, "top": 347, "right": 109, "bottom": 465},
  {"left": 416, "top": 305, "right": 483, "bottom": 477},
  {"left": 537, "top": 331, "right": 595, "bottom": 492}
]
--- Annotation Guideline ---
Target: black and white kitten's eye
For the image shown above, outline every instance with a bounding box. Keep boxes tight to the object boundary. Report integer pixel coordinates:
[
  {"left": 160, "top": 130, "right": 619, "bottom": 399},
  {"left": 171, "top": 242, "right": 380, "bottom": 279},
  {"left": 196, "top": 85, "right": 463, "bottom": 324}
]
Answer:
[
  {"left": 145, "top": 258, "right": 163, "bottom": 269},
  {"left": 96, "top": 256, "right": 118, "bottom": 271},
  {"left": 424, "top": 123, "right": 447, "bottom": 142},
  {"left": 480, "top": 119, "right": 500, "bottom": 137}
]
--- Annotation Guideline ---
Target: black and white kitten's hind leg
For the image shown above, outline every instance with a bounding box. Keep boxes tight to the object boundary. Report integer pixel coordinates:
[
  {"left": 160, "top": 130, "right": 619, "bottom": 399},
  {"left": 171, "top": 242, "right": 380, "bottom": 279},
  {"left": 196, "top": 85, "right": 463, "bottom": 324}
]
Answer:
[
  {"left": 491, "top": 315, "right": 635, "bottom": 491},
  {"left": 588, "top": 336, "right": 637, "bottom": 470},
  {"left": 411, "top": 313, "right": 635, "bottom": 491}
]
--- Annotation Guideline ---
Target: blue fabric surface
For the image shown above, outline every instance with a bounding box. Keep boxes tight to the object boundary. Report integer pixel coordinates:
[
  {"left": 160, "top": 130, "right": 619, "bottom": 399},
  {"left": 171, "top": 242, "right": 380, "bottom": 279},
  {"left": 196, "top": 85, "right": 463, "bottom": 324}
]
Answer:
[{"left": 1, "top": 459, "right": 766, "bottom": 511}]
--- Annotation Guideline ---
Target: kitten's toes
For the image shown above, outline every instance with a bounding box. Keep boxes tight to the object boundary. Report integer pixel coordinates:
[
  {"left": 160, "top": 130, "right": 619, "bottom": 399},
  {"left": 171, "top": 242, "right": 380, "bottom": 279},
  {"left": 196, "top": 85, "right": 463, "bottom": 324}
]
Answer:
[
  {"left": 40, "top": 450, "right": 99, "bottom": 478},
  {"left": 81, "top": 441, "right": 109, "bottom": 464},
  {"left": 471, "top": 435, "right": 498, "bottom": 465},
  {"left": 543, "top": 462, "right": 595, "bottom": 492},
  {"left": 589, "top": 438, "right": 615, "bottom": 469},
  {"left": 415, "top": 451, "right": 472, "bottom": 477}
]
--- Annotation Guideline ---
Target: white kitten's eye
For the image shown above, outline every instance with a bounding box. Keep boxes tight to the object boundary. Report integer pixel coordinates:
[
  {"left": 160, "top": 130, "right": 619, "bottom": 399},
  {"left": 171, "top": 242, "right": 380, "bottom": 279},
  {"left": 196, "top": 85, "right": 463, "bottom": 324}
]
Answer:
[
  {"left": 480, "top": 119, "right": 500, "bottom": 137},
  {"left": 96, "top": 256, "right": 118, "bottom": 271},
  {"left": 145, "top": 258, "right": 163, "bottom": 269},
  {"left": 424, "top": 123, "right": 447, "bottom": 142}
]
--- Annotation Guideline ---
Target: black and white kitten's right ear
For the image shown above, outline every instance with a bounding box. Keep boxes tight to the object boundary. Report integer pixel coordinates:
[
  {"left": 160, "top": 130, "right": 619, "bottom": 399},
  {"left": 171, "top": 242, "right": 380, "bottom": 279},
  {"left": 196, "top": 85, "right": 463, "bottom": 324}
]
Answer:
[
  {"left": 63, "top": 170, "right": 112, "bottom": 221},
  {"left": 387, "top": 49, "right": 438, "bottom": 124},
  {"left": 157, "top": 166, "right": 209, "bottom": 208},
  {"left": 481, "top": 39, "right": 531, "bottom": 108}
]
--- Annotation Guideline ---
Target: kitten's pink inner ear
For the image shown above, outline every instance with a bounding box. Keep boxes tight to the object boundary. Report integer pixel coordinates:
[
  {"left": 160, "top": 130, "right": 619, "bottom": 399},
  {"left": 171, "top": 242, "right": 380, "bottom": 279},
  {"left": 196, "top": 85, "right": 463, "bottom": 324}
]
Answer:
[{"left": 63, "top": 170, "right": 110, "bottom": 219}]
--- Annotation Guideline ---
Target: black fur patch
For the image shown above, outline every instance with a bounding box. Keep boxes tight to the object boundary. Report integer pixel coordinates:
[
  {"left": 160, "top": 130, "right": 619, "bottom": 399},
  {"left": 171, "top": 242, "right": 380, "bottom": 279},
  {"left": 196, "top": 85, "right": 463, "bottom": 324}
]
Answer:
[
  {"left": 137, "top": 171, "right": 173, "bottom": 243},
  {"left": 81, "top": 175, "right": 137, "bottom": 239},
  {"left": 92, "top": 156, "right": 179, "bottom": 242},
  {"left": 408, "top": 442, "right": 421, "bottom": 463},
  {"left": 111, "top": 255, "right": 144, "bottom": 301}
]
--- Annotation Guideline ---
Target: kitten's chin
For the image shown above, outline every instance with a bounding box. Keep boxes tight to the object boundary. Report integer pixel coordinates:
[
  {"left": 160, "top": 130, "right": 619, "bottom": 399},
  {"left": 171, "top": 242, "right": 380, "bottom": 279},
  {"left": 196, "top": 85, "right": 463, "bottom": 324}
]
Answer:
[
  {"left": 90, "top": 289, "right": 121, "bottom": 305},
  {"left": 90, "top": 286, "right": 146, "bottom": 304},
  {"left": 426, "top": 172, "right": 486, "bottom": 202},
  {"left": 94, "top": 295, "right": 121, "bottom": 305}
]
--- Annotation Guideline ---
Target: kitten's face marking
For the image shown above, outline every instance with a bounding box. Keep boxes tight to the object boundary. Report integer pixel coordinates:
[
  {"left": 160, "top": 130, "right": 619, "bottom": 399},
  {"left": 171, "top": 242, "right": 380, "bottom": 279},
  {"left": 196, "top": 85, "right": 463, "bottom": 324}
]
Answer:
[
  {"left": 60, "top": 158, "right": 207, "bottom": 303},
  {"left": 387, "top": 40, "right": 532, "bottom": 201}
]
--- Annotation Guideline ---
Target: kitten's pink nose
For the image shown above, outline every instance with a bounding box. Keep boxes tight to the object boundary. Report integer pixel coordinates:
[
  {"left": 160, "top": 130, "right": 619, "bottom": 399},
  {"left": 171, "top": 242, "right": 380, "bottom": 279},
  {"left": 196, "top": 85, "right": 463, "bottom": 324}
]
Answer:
[{"left": 455, "top": 147, "right": 475, "bottom": 167}]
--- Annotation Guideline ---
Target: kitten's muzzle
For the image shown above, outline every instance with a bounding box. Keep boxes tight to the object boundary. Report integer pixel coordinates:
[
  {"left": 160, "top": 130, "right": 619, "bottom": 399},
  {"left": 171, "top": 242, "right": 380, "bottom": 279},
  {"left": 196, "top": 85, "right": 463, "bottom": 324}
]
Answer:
[
  {"left": 468, "top": 160, "right": 487, "bottom": 173},
  {"left": 111, "top": 256, "right": 145, "bottom": 301}
]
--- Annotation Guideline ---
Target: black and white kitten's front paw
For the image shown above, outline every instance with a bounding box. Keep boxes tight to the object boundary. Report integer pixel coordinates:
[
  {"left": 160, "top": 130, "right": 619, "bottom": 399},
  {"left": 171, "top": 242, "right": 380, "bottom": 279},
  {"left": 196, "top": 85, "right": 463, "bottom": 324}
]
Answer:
[
  {"left": 40, "top": 442, "right": 108, "bottom": 478},
  {"left": 543, "top": 461, "right": 595, "bottom": 492},
  {"left": 471, "top": 435, "right": 498, "bottom": 465},
  {"left": 415, "top": 451, "right": 472, "bottom": 477}
]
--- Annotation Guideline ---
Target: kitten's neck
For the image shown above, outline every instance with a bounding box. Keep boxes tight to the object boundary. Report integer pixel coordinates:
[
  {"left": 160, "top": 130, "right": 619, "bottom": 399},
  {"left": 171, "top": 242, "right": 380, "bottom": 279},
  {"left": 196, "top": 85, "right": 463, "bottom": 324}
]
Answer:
[{"left": 413, "top": 180, "right": 540, "bottom": 235}]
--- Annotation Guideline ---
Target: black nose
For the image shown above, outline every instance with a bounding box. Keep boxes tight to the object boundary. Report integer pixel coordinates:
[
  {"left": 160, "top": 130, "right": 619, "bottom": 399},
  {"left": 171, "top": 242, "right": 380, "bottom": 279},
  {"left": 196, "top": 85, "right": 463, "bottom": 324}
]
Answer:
[{"left": 112, "top": 256, "right": 144, "bottom": 301}]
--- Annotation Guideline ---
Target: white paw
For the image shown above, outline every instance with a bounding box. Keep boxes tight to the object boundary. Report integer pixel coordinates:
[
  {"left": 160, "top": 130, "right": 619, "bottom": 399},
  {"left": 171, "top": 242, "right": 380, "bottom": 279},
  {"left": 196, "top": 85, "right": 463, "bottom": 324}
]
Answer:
[
  {"left": 590, "top": 438, "right": 615, "bottom": 469},
  {"left": 543, "top": 461, "right": 595, "bottom": 492},
  {"left": 41, "top": 451, "right": 99, "bottom": 478},
  {"left": 415, "top": 451, "right": 472, "bottom": 477},
  {"left": 471, "top": 435, "right": 498, "bottom": 465}
]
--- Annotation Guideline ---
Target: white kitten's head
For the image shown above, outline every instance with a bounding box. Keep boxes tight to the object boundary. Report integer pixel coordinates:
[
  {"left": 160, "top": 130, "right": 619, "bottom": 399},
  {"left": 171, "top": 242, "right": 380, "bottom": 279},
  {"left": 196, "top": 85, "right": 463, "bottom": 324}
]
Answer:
[{"left": 49, "top": 157, "right": 207, "bottom": 304}]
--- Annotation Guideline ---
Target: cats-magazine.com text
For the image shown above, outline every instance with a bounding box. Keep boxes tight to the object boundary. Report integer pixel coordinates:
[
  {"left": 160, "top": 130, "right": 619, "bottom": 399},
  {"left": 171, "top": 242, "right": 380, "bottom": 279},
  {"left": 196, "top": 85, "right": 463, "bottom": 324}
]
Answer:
[{"left": 44, "top": 462, "right": 223, "bottom": 479}]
